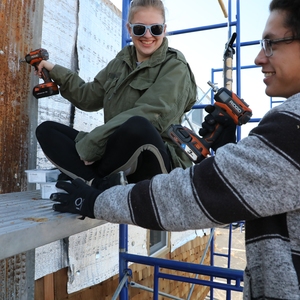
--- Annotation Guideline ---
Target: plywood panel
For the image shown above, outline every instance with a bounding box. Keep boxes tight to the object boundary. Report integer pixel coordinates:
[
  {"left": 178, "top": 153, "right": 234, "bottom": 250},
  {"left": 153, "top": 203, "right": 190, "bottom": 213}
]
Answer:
[
  {"left": 36, "top": 0, "right": 78, "bottom": 169},
  {"left": 73, "top": 0, "right": 122, "bottom": 132},
  {"left": 67, "top": 224, "right": 147, "bottom": 293},
  {"left": 34, "top": 235, "right": 211, "bottom": 300}
]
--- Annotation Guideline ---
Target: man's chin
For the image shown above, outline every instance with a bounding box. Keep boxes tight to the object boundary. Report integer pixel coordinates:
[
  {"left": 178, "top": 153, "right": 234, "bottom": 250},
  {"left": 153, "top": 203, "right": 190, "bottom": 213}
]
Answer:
[
  {"left": 265, "top": 87, "right": 277, "bottom": 98},
  {"left": 265, "top": 88, "right": 288, "bottom": 99}
]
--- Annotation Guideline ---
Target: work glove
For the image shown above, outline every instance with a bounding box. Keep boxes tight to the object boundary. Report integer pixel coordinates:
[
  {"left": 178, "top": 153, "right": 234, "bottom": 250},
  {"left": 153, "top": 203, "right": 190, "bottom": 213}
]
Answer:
[
  {"left": 199, "top": 105, "right": 236, "bottom": 152},
  {"left": 50, "top": 179, "right": 101, "bottom": 219}
]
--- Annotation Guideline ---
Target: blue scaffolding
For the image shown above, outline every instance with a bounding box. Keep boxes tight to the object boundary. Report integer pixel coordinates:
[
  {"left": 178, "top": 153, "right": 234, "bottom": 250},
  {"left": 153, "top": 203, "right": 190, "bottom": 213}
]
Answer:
[{"left": 115, "top": 0, "right": 258, "bottom": 299}]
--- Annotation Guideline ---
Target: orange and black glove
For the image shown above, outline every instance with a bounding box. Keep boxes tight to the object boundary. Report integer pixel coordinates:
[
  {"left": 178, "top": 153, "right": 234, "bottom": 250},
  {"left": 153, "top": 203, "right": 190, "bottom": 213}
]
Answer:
[{"left": 199, "top": 105, "right": 236, "bottom": 152}]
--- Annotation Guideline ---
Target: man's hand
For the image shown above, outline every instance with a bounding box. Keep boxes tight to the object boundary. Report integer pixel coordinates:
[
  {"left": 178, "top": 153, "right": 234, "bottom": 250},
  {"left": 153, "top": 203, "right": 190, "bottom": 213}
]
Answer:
[
  {"left": 50, "top": 179, "right": 101, "bottom": 218},
  {"left": 199, "top": 105, "right": 236, "bottom": 152},
  {"left": 51, "top": 171, "right": 127, "bottom": 218}
]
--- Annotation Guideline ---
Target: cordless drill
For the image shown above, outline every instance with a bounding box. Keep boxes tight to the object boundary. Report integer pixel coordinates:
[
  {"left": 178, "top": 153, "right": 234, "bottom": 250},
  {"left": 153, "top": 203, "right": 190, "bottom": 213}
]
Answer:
[
  {"left": 168, "top": 81, "right": 252, "bottom": 163},
  {"left": 21, "top": 48, "right": 59, "bottom": 99}
]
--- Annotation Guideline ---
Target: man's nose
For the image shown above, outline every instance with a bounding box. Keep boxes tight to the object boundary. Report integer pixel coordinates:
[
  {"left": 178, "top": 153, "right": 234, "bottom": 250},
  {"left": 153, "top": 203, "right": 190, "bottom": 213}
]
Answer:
[{"left": 254, "top": 48, "right": 267, "bottom": 66}]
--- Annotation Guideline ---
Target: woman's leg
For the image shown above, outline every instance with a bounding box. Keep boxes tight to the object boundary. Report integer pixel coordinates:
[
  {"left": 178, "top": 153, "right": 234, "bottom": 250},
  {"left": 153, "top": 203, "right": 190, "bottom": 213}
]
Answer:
[
  {"left": 36, "top": 117, "right": 172, "bottom": 185},
  {"left": 96, "top": 116, "right": 172, "bottom": 183},
  {"left": 36, "top": 121, "right": 98, "bottom": 181}
]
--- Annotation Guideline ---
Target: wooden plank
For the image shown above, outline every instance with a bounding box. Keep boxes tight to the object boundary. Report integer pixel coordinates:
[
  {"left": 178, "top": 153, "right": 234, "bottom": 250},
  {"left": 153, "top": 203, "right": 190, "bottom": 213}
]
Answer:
[
  {"left": 35, "top": 276, "right": 44, "bottom": 300},
  {"left": 43, "top": 273, "right": 54, "bottom": 300},
  {"left": 52, "top": 268, "right": 68, "bottom": 300},
  {"left": 0, "top": 190, "right": 105, "bottom": 260}
]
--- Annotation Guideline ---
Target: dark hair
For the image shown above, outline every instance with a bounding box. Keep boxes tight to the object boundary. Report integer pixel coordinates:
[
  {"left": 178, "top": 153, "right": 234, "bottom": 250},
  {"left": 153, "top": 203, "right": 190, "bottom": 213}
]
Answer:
[
  {"left": 128, "top": 0, "right": 165, "bottom": 23},
  {"left": 270, "top": 0, "right": 300, "bottom": 37}
]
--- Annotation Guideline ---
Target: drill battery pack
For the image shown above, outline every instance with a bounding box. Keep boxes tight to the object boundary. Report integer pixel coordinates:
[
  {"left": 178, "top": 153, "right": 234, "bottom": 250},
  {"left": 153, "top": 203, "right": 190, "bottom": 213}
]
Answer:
[{"left": 33, "top": 82, "right": 59, "bottom": 99}]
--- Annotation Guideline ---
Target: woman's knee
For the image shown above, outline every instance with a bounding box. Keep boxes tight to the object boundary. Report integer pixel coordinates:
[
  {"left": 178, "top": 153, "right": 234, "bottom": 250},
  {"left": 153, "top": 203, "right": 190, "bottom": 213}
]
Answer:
[
  {"left": 36, "top": 121, "right": 79, "bottom": 145},
  {"left": 121, "top": 116, "right": 154, "bottom": 136},
  {"left": 126, "top": 116, "right": 149, "bottom": 125},
  {"left": 36, "top": 121, "right": 55, "bottom": 140}
]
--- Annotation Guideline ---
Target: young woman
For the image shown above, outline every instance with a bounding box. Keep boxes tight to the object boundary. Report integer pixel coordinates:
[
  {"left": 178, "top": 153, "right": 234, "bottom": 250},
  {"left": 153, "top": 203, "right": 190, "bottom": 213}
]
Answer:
[{"left": 35, "top": 0, "right": 197, "bottom": 188}]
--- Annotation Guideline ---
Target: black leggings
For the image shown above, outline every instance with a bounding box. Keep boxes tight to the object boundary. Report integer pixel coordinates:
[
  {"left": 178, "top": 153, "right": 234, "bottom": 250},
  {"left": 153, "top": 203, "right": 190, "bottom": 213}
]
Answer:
[{"left": 35, "top": 116, "right": 171, "bottom": 183}]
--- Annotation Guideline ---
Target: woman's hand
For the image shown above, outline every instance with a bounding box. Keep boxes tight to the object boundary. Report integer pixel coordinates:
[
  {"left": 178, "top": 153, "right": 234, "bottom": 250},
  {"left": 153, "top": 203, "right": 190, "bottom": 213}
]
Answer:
[
  {"left": 35, "top": 60, "right": 55, "bottom": 78},
  {"left": 81, "top": 158, "right": 95, "bottom": 166}
]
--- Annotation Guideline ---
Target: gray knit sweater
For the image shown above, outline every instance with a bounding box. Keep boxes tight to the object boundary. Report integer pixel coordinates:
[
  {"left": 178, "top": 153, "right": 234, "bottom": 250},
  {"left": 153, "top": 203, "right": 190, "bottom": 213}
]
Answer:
[{"left": 95, "top": 92, "right": 300, "bottom": 299}]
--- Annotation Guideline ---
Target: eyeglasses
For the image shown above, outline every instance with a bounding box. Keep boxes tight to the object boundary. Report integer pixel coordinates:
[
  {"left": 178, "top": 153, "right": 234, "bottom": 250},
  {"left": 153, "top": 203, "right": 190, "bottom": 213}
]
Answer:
[
  {"left": 129, "top": 23, "right": 165, "bottom": 37},
  {"left": 260, "top": 36, "right": 300, "bottom": 57}
]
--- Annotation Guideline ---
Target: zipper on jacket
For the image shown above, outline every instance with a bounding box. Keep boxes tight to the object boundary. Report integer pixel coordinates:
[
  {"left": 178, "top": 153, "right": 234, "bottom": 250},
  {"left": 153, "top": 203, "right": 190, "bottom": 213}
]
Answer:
[{"left": 108, "top": 91, "right": 116, "bottom": 100}]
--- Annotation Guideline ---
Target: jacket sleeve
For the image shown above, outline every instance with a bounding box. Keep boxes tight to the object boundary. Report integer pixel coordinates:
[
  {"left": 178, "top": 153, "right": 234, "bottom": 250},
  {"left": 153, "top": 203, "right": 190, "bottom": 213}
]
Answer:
[
  {"left": 75, "top": 56, "right": 197, "bottom": 161},
  {"left": 50, "top": 64, "right": 108, "bottom": 111},
  {"left": 94, "top": 103, "right": 300, "bottom": 231}
]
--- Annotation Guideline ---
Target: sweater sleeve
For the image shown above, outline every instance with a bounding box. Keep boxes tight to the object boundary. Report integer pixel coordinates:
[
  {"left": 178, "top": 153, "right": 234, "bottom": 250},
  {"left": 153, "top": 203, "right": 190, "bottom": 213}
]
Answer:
[{"left": 94, "top": 95, "right": 300, "bottom": 231}]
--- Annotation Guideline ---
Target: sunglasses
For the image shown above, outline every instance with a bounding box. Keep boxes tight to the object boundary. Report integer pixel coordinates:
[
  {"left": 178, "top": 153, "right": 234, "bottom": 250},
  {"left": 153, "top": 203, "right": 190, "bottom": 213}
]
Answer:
[{"left": 129, "top": 23, "right": 165, "bottom": 37}]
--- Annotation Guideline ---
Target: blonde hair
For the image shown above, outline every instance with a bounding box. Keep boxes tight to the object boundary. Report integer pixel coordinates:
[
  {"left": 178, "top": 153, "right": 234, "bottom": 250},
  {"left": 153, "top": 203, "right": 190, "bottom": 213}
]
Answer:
[{"left": 128, "top": 0, "right": 166, "bottom": 23}]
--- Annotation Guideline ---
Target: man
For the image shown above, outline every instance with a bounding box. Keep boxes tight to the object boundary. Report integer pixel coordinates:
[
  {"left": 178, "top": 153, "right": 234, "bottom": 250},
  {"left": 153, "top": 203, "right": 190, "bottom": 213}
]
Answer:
[{"left": 51, "top": 0, "right": 300, "bottom": 298}]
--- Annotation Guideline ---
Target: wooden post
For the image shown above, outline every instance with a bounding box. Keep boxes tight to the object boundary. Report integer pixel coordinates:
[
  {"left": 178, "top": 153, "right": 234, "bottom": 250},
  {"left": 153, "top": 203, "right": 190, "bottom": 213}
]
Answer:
[
  {"left": 0, "top": 0, "right": 43, "bottom": 194},
  {"left": 0, "top": 0, "right": 44, "bottom": 299}
]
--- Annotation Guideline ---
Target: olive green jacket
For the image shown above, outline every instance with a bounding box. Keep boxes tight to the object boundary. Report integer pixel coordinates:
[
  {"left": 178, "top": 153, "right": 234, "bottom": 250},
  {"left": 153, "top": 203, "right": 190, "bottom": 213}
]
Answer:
[{"left": 50, "top": 38, "right": 197, "bottom": 169}]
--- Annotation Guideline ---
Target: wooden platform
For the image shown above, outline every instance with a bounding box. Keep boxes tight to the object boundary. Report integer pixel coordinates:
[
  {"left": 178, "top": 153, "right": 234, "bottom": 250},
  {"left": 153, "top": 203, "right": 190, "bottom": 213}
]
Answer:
[{"left": 0, "top": 190, "right": 105, "bottom": 260}]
